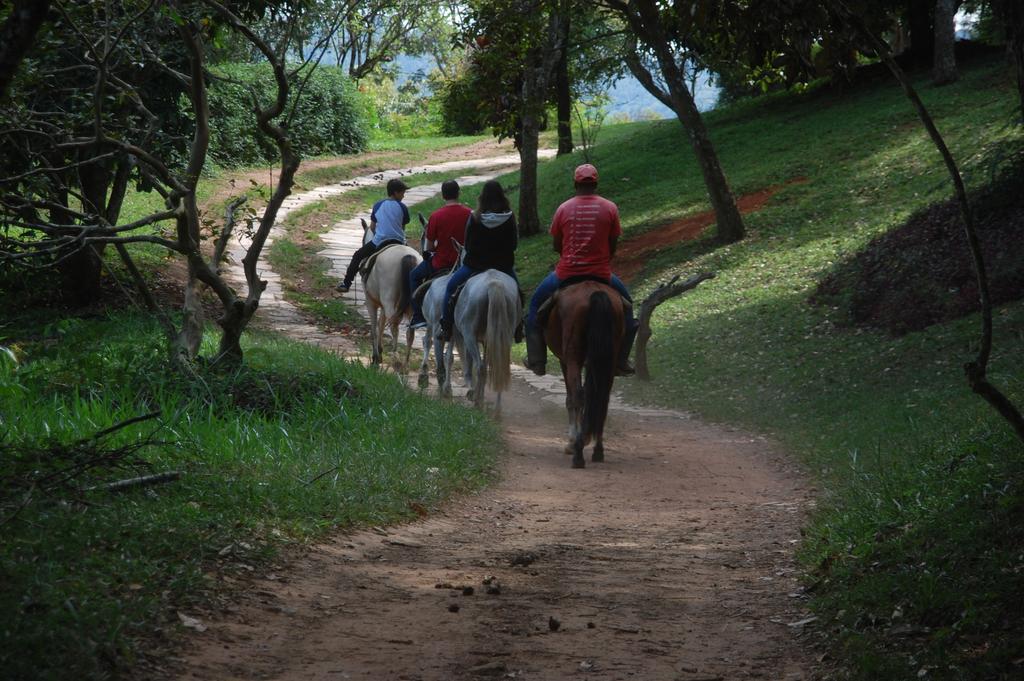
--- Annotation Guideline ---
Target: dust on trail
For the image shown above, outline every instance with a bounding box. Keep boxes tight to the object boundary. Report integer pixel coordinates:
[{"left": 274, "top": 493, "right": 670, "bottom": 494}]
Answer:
[
  {"left": 172, "top": 151, "right": 820, "bottom": 680},
  {"left": 174, "top": 385, "right": 818, "bottom": 680}
]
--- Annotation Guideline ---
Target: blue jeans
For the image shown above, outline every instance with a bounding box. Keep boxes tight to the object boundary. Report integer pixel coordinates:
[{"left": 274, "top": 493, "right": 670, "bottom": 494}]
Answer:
[
  {"left": 409, "top": 259, "right": 436, "bottom": 321},
  {"left": 526, "top": 272, "right": 636, "bottom": 332},
  {"left": 441, "top": 265, "right": 519, "bottom": 329}
]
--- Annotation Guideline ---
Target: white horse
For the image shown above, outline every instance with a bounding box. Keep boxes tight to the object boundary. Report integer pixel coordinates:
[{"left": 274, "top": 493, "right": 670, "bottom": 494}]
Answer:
[
  {"left": 443, "top": 269, "right": 521, "bottom": 410},
  {"left": 417, "top": 269, "right": 455, "bottom": 393},
  {"left": 416, "top": 238, "right": 466, "bottom": 395},
  {"left": 359, "top": 219, "right": 421, "bottom": 368}
]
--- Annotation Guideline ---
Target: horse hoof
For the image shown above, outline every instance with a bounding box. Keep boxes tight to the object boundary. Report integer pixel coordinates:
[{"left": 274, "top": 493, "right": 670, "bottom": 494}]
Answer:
[
  {"left": 592, "top": 449, "right": 604, "bottom": 463},
  {"left": 571, "top": 458, "right": 586, "bottom": 469}
]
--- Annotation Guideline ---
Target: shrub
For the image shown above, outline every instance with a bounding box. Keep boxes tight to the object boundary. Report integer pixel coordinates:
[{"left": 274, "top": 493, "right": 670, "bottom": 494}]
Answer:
[{"left": 206, "top": 63, "right": 368, "bottom": 167}]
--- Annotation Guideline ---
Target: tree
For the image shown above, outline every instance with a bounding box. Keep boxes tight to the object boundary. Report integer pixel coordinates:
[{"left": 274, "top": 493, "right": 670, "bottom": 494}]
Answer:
[
  {"left": 461, "top": 0, "right": 569, "bottom": 236},
  {"left": 0, "top": 0, "right": 51, "bottom": 98},
  {"left": 933, "top": 0, "right": 959, "bottom": 84},
  {"left": 601, "top": 0, "right": 745, "bottom": 243},
  {"left": 0, "top": 0, "right": 333, "bottom": 365}
]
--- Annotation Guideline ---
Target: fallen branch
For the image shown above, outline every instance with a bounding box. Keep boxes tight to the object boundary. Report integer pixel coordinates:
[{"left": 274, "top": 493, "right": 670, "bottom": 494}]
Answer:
[
  {"left": 635, "top": 272, "right": 716, "bottom": 381},
  {"left": 86, "top": 471, "right": 181, "bottom": 493}
]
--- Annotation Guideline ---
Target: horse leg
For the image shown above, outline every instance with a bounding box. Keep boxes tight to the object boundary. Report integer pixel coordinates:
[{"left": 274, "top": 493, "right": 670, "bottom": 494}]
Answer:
[
  {"left": 442, "top": 334, "right": 455, "bottom": 398},
  {"left": 389, "top": 316, "right": 401, "bottom": 371},
  {"left": 465, "top": 337, "right": 481, "bottom": 405},
  {"left": 368, "top": 303, "right": 382, "bottom": 366},
  {"left": 404, "top": 322, "right": 415, "bottom": 374},
  {"left": 592, "top": 432, "right": 604, "bottom": 463},
  {"left": 475, "top": 348, "right": 487, "bottom": 409},
  {"left": 563, "top": 360, "right": 585, "bottom": 468},
  {"left": 435, "top": 333, "right": 449, "bottom": 397},
  {"left": 418, "top": 325, "right": 431, "bottom": 389}
]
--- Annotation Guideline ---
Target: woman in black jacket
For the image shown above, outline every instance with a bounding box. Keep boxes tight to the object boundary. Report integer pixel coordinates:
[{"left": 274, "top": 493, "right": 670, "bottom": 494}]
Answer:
[{"left": 439, "top": 180, "right": 518, "bottom": 340}]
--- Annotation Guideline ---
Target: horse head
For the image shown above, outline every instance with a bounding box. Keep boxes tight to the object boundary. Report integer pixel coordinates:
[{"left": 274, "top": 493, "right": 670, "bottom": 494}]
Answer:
[
  {"left": 361, "top": 217, "right": 374, "bottom": 246},
  {"left": 418, "top": 213, "right": 428, "bottom": 254}
]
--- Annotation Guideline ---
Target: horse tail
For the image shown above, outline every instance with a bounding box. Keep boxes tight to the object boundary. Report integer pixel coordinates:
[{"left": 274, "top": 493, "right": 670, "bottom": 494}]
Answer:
[
  {"left": 485, "top": 280, "right": 515, "bottom": 394},
  {"left": 583, "top": 290, "right": 615, "bottom": 444},
  {"left": 398, "top": 254, "right": 417, "bottom": 315}
]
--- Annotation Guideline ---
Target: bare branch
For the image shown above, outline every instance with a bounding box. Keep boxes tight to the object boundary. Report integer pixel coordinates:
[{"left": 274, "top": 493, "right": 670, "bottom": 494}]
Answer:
[{"left": 635, "top": 272, "right": 716, "bottom": 380}]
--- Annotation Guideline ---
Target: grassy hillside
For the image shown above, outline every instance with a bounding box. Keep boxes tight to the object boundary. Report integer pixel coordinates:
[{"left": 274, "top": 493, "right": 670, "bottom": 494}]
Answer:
[{"left": 415, "top": 57, "right": 1024, "bottom": 678}]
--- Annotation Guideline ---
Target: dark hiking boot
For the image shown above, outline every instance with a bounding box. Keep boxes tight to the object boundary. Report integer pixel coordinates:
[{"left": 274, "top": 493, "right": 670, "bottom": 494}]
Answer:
[
  {"left": 616, "top": 322, "right": 639, "bottom": 377},
  {"left": 439, "top": 316, "right": 453, "bottom": 343},
  {"left": 335, "top": 281, "right": 351, "bottom": 293},
  {"left": 524, "top": 327, "right": 547, "bottom": 376}
]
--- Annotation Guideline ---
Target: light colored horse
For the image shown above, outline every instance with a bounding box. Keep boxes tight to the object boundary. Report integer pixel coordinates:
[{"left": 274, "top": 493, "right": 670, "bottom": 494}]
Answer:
[
  {"left": 418, "top": 269, "right": 461, "bottom": 394},
  {"left": 443, "top": 269, "right": 521, "bottom": 410},
  {"left": 416, "top": 238, "right": 464, "bottom": 394},
  {"left": 359, "top": 219, "right": 421, "bottom": 368}
]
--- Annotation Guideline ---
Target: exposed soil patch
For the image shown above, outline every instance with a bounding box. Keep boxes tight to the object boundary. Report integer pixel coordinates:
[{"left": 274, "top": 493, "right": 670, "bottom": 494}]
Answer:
[
  {"left": 616, "top": 178, "right": 808, "bottom": 283},
  {"left": 171, "top": 387, "right": 818, "bottom": 681},
  {"left": 814, "top": 160, "right": 1024, "bottom": 335}
]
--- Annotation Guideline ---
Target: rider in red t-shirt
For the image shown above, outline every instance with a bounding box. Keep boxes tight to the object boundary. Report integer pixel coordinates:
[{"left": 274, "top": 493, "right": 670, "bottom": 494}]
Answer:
[
  {"left": 409, "top": 180, "right": 472, "bottom": 329},
  {"left": 525, "top": 163, "right": 637, "bottom": 376}
]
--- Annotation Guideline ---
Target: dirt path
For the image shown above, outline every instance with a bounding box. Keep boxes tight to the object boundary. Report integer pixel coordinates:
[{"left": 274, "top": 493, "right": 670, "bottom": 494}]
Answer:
[{"left": 174, "top": 154, "right": 819, "bottom": 681}]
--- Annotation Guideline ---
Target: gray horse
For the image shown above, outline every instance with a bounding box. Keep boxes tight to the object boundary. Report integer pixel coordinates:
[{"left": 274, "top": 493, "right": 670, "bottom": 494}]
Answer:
[{"left": 442, "top": 269, "right": 520, "bottom": 410}]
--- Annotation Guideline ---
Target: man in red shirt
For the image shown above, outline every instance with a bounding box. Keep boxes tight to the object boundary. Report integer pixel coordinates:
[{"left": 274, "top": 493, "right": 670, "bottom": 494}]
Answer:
[
  {"left": 524, "top": 163, "right": 637, "bottom": 375},
  {"left": 409, "top": 180, "right": 472, "bottom": 329}
]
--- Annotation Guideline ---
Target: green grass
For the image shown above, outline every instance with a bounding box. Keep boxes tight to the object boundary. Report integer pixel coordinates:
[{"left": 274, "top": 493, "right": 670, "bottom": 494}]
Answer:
[
  {"left": 421, "top": 58, "right": 1024, "bottom": 677},
  {"left": 0, "top": 312, "right": 497, "bottom": 680}
]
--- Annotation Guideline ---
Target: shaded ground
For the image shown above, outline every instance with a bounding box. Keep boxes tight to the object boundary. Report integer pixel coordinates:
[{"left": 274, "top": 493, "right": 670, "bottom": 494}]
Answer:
[
  {"left": 814, "top": 159, "right": 1024, "bottom": 335},
  {"left": 173, "top": 386, "right": 818, "bottom": 681},
  {"left": 615, "top": 178, "right": 808, "bottom": 283}
]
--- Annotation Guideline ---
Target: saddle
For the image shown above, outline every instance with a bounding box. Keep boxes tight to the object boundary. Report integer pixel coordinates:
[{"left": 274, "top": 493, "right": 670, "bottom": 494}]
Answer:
[
  {"left": 412, "top": 267, "right": 452, "bottom": 307},
  {"left": 537, "top": 278, "right": 632, "bottom": 327},
  {"left": 359, "top": 242, "right": 402, "bottom": 279}
]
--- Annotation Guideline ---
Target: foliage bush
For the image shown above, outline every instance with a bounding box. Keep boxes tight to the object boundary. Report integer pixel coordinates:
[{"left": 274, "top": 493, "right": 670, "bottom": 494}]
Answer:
[
  {"left": 435, "top": 69, "right": 487, "bottom": 136},
  {"left": 206, "top": 63, "right": 367, "bottom": 166},
  {"left": 357, "top": 75, "right": 443, "bottom": 139}
]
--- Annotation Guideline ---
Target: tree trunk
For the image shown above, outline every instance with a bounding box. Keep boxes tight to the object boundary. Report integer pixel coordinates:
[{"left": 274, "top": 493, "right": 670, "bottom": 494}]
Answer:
[
  {"left": 216, "top": 302, "right": 246, "bottom": 365},
  {"left": 932, "top": 0, "right": 958, "bottom": 84},
  {"left": 0, "top": 0, "right": 50, "bottom": 98},
  {"left": 518, "top": 108, "right": 542, "bottom": 236},
  {"left": 555, "top": 16, "right": 573, "bottom": 156},
  {"left": 177, "top": 259, "right": 205, "bottom": 360},
  {"left": 908, "top": 0, "right": 935, "bottom": 69},
  {"left": 621, "top": 1, "right": 745, "bottom": 244},
  {"left": 666, "top": 84, "right": 745, "bottom": 243},
  {"left": 1001, "top": 0, "right": 1024, "bottom": 123},
  {"left": 516, "top": 10, "right": 566, "bottom": 237}
]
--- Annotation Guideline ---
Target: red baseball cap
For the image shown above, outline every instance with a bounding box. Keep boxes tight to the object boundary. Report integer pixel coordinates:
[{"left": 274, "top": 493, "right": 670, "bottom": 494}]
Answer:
[{"left": 574, "top": 163, "right": 598, "bottom": 184}]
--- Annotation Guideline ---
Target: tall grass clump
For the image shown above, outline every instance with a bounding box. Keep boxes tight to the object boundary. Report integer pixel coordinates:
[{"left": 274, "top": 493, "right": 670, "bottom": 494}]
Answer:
[{"left": 0, "top": 312, "right": 496, "bottom": 680}]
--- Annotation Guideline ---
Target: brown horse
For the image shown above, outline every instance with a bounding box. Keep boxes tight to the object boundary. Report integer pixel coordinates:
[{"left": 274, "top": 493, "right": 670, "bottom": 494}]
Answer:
[{"left": 544, "top": 281, "right": 626, "bottom": 468}]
